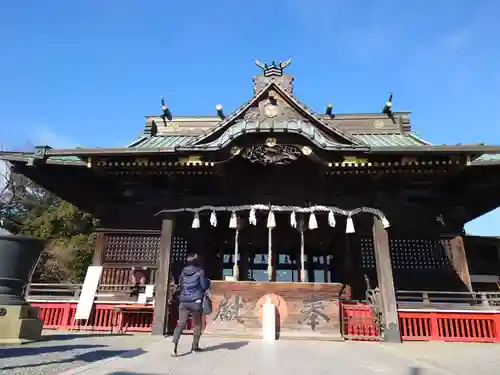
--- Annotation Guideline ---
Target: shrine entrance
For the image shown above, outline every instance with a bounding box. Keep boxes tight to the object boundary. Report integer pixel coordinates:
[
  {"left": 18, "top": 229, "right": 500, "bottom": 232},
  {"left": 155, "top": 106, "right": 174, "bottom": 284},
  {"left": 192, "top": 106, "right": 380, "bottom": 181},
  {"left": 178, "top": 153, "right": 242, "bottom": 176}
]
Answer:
[
  {"left": 163, "top": 208, "right": 370, "bottom": 340},
  {"left": 195, "top": 211, "right": 348, "bottom": 286}
]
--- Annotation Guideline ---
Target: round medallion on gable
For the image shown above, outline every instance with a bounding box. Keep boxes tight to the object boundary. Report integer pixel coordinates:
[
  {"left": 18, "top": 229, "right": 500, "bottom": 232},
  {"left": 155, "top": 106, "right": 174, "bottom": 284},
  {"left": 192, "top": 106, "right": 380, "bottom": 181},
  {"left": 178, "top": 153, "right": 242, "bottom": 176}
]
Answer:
[
  {"left": 264, "top": 104, "right": 278, "bottom": 118},
  {"left": 373, "top": 119, "right": 384, "bottom": 129},
  {"left": 167, "top": 122, "right": 180, "bottom": 130},
  {"left": 265, "top": 137, "right": 277, "bottom": 147}
]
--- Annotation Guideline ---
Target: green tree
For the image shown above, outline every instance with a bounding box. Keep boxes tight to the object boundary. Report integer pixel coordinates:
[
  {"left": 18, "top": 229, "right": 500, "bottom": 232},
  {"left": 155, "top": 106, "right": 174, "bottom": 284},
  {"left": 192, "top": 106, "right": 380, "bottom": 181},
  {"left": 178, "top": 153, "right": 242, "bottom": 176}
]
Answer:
[
  {"left": 21, "top": 199, "right": 98, "bottom": 283},
  {"left": 1, "top": 160, "right": 97, "bottom": 283}
]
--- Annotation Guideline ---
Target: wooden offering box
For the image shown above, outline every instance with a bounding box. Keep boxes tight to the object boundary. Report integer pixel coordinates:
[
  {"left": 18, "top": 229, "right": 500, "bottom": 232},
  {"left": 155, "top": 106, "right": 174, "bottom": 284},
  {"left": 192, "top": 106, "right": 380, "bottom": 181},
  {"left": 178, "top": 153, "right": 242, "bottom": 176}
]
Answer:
[{"left": 204, "top": 281, "right": 345, "bottom": 340}]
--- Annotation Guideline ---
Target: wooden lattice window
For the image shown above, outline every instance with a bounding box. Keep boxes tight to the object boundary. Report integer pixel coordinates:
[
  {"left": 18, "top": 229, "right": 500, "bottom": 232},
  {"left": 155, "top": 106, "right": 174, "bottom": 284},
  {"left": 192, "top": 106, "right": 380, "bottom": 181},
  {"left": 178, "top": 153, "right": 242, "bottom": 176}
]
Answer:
[
  {"left": 360, "top": 237, "right": 376, "bottom": 269},
  {"left": 103, "top": 234, "right": 160, "bottom": 265},
  {"left": 171, "top": 236, "right": 189, "bottom": 263},
  {"left": 171, "top": 236, "right": 189, "bottom": 283},
  {"left": 360, "top": 237, "right": 453, "bottom": 270}
]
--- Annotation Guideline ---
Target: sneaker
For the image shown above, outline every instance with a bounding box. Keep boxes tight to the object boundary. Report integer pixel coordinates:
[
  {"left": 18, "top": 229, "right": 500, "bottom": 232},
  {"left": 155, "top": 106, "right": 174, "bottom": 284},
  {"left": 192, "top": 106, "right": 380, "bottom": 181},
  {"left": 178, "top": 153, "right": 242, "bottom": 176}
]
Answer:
[
  {"left": 191, "top": 346, "right": 203, "bottom": 353},
  {"left": 171, "top": 343, "right": 178, "bottom": 357}
]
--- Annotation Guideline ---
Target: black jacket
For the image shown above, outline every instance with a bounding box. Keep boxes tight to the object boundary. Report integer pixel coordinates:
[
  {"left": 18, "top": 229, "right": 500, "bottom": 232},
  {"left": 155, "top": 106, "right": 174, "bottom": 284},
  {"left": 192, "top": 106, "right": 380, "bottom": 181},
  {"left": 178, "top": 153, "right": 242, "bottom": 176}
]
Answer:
[{"left": 178, "top": 265, "right": 211, "bottom": 303}]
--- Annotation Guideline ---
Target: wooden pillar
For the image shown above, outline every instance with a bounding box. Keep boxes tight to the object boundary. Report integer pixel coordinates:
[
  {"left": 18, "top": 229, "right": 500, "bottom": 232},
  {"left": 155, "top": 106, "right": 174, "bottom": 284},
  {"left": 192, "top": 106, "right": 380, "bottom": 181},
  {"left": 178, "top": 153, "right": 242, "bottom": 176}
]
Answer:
[
  {"left": 152, "top": 217, "right": 175, "bottom": 336},
  {"left": 92, "top": 232, "right": 107, "bottom": 266},
  {"left": 442, "top": 236, "right": 473, "bottom": 292},
  {"left": 347, "top": 234, "right": 366, "bottom": 301},
  {"left": 307, "top": 253, "right": 315, "bottom": 282},
  {"left": 338, "top": 233, "right": 351, "bottom": 285},
  {"left": 372, "top": 217, "right": 401, "bottom": 343},
  {"left": 240, "top": 246, "right": 249, "bottom": 281},
  {"left": 271, "top": 240, "right": 278, "bottom": 282}
]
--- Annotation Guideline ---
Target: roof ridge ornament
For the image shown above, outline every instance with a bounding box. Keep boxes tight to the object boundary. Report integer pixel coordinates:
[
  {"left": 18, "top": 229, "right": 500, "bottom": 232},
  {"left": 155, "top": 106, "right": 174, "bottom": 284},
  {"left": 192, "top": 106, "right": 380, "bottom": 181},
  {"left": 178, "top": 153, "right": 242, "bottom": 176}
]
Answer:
[{"left": 255, "top": 58, "right": 292, "bottom": 77}]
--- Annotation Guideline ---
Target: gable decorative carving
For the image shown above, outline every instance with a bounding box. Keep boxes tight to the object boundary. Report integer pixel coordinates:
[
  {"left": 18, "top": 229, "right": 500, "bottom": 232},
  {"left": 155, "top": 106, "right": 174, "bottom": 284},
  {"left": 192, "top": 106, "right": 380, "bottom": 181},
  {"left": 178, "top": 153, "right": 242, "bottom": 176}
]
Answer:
[
  {"left": 241, "top": 98, "right": 306, "bottom": 124},
  {"left": 279, "top": 105, "right": 302, "bottom": 122},
  {"left": 244, "top": 106, "right": 260, "bottom": 120},
  {"left": 242, "top": 144, "right": 302, "bottom": 165}
]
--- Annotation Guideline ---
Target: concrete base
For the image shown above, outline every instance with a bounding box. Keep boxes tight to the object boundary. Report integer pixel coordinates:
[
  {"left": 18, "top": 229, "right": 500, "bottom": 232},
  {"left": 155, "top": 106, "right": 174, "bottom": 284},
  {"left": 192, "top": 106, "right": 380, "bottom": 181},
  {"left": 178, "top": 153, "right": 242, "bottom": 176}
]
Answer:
[
  {"left": 384, "top": 322, "right": 402, "bottom": 343},
  {"left": 0, "top": 303, "right": 43, "bottom": 344}
]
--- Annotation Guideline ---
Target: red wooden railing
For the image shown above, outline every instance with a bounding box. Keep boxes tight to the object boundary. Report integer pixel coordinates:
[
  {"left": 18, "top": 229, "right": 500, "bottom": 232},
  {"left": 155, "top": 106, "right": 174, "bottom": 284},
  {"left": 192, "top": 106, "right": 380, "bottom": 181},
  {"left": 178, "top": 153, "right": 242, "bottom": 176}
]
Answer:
[
  {"left": 32, "top": 302, "right": 153, "bottom": 332},
  {"left": 341, "top": 302, "right": 500, "bottom": 343},
  {"left": 31, "top": 301, "right": 500, "bottom": 342},
  {"left": 341, "top": 301, "right": 380, "bottom": 341},
  {"left": 399, "top": 311, "right": 500, "bottom": 343}
]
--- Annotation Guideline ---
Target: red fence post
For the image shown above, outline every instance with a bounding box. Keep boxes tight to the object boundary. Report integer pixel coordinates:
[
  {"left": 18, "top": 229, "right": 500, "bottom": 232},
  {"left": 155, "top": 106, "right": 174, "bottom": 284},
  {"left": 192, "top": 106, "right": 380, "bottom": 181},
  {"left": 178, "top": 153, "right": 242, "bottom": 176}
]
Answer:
[
  {"left": 429, "top": 313, "right": 440, "bottom": 340},
  {"left": 59, "top": 303, "right": 72, "bottom": 330},
  {"left": 493, "top": 314, "right": 500, "bottom": 342}
]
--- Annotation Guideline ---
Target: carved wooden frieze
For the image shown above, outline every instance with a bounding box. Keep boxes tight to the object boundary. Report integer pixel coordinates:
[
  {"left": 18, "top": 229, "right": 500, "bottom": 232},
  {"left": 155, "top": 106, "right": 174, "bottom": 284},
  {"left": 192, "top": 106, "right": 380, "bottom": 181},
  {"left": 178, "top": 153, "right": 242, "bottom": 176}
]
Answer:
[{"left": 241, "top": 144, "right": 302, "bottom": 165}]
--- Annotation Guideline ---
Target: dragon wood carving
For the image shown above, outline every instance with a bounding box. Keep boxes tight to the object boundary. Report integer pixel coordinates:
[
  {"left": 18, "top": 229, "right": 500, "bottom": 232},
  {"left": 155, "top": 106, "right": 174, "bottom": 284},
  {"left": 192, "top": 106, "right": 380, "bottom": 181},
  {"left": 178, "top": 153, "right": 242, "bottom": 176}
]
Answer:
[{"left": 241, "top": 145, "right": 302, "bottom": 165}]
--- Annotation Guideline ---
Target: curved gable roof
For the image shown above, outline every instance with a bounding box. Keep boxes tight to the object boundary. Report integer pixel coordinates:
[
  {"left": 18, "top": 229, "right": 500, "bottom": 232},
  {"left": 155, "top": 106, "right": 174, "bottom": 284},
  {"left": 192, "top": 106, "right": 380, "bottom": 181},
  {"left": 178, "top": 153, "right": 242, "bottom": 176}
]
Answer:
[
  {"left": 191, "top": 81, "right": 363, "bottom": 148},
  {"left": 190, "top": 120, "right": 366, "bottom": 151}
]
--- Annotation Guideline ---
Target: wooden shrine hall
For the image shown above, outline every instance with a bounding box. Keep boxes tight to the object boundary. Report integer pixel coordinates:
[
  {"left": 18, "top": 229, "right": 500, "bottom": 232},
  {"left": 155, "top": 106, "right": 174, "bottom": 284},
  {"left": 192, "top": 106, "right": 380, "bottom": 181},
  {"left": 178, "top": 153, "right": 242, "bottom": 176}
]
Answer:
[{"left": 3, "top": 59, "right": 500, "bottom": 342}]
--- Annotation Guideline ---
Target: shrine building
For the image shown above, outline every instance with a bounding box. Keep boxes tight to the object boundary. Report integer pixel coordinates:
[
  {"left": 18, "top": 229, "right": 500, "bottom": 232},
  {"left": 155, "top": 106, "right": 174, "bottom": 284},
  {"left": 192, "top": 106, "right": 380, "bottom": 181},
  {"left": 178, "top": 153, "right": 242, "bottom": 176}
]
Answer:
[{"left": 2, "top": 59, "right": 500, "bottom": 342}]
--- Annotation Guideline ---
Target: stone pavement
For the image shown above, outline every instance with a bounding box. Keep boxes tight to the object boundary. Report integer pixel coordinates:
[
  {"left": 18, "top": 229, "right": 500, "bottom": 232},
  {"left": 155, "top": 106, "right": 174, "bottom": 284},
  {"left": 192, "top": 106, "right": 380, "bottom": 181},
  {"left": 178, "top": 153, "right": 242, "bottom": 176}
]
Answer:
[
  {"left": 61, "top": 337, "right": 500, "bottom": 375},
  {"left": 0, "top": 331, "right": 156, "bottom": 375},
  {"left": 58, "top": 339, "right": 430, "bottom": 375},
  {"left": 2, "top": 332, "right": 500, "bottom": 375},
  {"left": 382, "top": 341, "right": 500, "bottom": 375}
]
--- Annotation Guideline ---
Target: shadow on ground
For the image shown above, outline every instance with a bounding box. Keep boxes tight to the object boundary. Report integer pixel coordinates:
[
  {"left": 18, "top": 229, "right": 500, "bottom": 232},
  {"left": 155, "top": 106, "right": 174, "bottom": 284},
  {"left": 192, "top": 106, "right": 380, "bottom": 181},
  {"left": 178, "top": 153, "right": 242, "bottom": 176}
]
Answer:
[
  {"left": 174, "top": 340, "right": 250, "bottom": 357},
  {"left": 40, "top": 333, "right": 132, "bottom": 341},
  {"left": 0, "top": 348, "right": 147, "bottom": 371},
  {"left": 0, "top": 344, "right": 107, "bottom": 359},
  {"left": 203, "top": 341, "right": 249, "bottom": 352}
]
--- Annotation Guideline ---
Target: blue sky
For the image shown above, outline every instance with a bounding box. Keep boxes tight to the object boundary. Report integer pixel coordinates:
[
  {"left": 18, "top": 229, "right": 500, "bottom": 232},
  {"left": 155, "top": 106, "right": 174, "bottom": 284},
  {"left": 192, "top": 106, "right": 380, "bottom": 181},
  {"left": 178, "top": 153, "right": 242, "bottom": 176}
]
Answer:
[{"left": 1, "top": 1, "right": 500, "bottom": 234}]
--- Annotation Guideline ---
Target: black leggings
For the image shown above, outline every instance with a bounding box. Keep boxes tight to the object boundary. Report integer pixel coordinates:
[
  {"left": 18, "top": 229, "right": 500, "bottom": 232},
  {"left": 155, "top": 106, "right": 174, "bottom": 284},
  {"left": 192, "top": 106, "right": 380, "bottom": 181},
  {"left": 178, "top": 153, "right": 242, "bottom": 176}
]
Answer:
[{"left": 172, "top": 301, "right": 202, "bottom": 346}]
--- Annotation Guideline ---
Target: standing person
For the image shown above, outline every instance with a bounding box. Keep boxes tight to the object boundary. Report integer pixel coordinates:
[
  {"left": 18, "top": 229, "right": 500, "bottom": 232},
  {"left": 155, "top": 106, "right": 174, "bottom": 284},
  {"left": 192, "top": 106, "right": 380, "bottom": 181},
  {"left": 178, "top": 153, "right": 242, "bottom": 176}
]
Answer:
[{"left": 171, "top": 252, "right": 211, "bottom": 356}]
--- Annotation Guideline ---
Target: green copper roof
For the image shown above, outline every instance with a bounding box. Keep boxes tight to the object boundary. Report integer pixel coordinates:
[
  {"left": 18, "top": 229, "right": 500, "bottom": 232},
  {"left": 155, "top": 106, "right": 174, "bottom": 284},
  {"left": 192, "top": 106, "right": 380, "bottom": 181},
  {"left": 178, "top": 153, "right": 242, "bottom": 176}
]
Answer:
[
  {"left": 49, "top": 155, "right": 82, "bottom": 162},
  {"left": 128, "top": 129, "right": 427, "bottom": 148},
  {"left": 129, "top": 135, "right": 197, "bottom": 148},
  {"left": 193, "top": 120, "right": 352, "bottom": 149},
  {"left": 128, "top": 132, "right": 428, "bottom": 149},
  {"left": 471, "top": 153, "right": 500, "bottom": 165},
  {"left": 352, "top": 133, "right": 428, "bottom": 147}
]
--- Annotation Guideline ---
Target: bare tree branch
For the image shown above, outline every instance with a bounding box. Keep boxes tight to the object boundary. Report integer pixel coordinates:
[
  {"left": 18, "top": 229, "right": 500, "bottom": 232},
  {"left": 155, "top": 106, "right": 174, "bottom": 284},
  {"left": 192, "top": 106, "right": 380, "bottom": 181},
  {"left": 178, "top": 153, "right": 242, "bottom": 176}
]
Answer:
[{"left": 1, "top": 159, "right": 50, "bottom": 231}]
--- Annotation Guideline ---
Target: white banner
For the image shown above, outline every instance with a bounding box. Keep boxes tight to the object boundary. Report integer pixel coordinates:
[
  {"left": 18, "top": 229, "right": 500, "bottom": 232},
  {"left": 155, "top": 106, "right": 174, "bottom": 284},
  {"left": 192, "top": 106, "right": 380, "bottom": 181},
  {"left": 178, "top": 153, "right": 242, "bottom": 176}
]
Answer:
[{"left": 74, "top": 266, "right": 103, "bottom": 321}]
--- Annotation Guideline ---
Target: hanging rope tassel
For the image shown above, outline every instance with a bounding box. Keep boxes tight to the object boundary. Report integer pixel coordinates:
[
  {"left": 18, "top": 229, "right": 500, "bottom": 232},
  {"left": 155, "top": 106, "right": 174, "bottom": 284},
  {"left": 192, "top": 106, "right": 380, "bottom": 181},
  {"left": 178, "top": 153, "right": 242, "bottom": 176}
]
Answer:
[
  {"left": 191, "top": 212, "right": 200, "bottom": 229},
  {"left": 267, "top": 211, "right": 276, "bottom": 228},
  {"left": 308, "top": 212, "right": 318, "bottom": 230},
  {"left": 290, "top": 210, "right": 297, "bottom": 228},
  {"left": 381, "top": 216, "right": 390, "bottom": 229},
  {"left": 346, "top": 215, "right": 355, "bottom": 234},
  {"left": 210, "top": 210, "right": 217, "bottom": 227},
  {"left": 229, "top": 211, "right": 238, "bottom": 229},
  {"left": 249, "top": 207, "right": 257, "bottom": 226},
  {"left": 328, "top": 210, "right": 336, "bottom": 227}
]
